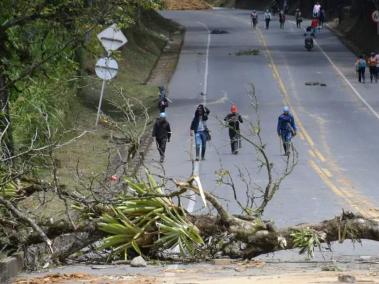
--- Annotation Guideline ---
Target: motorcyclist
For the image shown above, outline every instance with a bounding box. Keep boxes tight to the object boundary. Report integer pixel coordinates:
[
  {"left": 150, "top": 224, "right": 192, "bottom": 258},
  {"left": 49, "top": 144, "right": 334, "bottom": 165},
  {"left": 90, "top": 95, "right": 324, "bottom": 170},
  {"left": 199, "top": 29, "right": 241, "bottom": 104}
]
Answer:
[
  {"left": 251, "top": 10, "right": 258, "bottom": 29},
  {"left": 277, "top": 106, "right": 297, "bottom": 156},
  {"left": 158, "top": 86, "right": 169, "bottom": 113},
  {"left": 304, "top": 26, "right": 314, "bottom": 49}
]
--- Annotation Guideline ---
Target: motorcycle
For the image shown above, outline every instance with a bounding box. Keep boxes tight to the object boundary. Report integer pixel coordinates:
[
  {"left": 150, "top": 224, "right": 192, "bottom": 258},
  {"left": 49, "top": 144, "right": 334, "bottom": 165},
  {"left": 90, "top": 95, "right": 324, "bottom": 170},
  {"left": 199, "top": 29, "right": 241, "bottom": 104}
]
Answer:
[{"left": 304, "top": 37, "right": 314, "bottom": 51}]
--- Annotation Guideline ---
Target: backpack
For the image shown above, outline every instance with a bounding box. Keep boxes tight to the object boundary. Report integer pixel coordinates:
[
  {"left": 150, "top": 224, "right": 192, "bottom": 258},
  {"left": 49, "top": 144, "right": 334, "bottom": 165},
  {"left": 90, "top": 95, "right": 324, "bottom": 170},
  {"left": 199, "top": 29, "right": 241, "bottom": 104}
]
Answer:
[{"left": 358, "top": 59, "right": 366, "bottom": 69}]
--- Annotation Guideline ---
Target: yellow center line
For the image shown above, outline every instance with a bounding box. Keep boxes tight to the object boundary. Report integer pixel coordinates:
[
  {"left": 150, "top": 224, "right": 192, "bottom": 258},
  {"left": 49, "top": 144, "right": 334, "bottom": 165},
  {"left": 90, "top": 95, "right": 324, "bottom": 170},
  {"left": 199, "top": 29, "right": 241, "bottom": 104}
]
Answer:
[{"left": 256, "top": 28, "right": 379, "bottom": 219}]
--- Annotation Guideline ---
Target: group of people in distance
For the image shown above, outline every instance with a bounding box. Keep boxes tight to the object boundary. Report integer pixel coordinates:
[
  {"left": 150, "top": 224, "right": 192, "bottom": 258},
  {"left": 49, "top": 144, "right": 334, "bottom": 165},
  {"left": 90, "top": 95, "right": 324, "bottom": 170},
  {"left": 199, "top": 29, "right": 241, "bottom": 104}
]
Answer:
[
  {"left": 152, "top": 87, "right": 245, "bottom": 163},
  {"left": 152, "top": 88, "right": 298, "bottom": 163},
  {"left": 251, "top": 2, "right": 325, "bottom": 32},
  {"left": 355, "top": 53, "right": 379, "bottom": 84}
]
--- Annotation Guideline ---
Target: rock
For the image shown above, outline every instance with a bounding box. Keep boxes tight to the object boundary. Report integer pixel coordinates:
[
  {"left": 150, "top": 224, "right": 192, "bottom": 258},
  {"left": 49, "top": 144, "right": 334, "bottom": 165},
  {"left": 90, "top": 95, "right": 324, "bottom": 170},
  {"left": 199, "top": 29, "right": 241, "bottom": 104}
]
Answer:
[
  {"left": 130, "top": 256, "right": 147, "bottom": 267},
  {"left": 338, "top": 274, "right": 356, "bottom": 283},
  {"left": 234, "top": 266, "right": 246, "bottom": 272},
  {"left": 212, "top": 258, "right": 231, "bottom": 265}
]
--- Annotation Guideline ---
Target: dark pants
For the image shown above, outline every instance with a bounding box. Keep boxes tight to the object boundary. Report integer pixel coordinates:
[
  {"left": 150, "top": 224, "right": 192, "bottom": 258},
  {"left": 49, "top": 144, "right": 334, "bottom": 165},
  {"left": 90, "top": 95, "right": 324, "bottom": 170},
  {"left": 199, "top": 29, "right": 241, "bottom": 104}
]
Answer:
[
  {"left": 280, "top": 131, "right": 292, "bottom": 155},
  {"left": 195, "top": 131, "right": 207, "bottom": 160},
  {"left": 252, "top": 19, "right": 257, "bottom": 29},
  {"left": 296, "top": 20, "right": 301, "bottom": 28},
  {"left": 280, "top": 21, "right": 285, "bottom": 29},
  {"left": 156, "top": 138, "right": 167, "bottom": 159},
  {"left": 265, "top": 19, "right": 270, "bottom": 29},
  {"left": 358, "top": 67, "right": 366, "bottom": 83},
  {"left": 230, "top": 133, "right": 241, "bottom": 154},
  {"left": 369, "top": 66, "right": 377, "bottom": 83}
]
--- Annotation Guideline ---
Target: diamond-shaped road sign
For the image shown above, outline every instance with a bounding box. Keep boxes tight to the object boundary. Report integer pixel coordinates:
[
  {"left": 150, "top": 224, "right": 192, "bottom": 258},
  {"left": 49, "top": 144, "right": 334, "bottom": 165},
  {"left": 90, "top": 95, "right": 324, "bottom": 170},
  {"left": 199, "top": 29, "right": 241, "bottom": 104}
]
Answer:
[{"left": 97, "top": 24, "right": 128, "bottom": 52}]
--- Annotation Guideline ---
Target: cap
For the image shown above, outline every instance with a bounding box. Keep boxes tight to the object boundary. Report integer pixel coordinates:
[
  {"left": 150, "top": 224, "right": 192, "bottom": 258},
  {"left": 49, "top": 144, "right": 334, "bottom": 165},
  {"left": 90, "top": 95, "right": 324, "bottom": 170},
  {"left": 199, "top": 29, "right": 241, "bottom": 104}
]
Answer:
[
  {"left": 160, "top": 112, "right": 166, "bottom": 118},
  {"left": 231, "top": 104, "right": 238, "bottom": 113},
  {"left": 283, "top": 106, "right": 289, "bottom": 113}
]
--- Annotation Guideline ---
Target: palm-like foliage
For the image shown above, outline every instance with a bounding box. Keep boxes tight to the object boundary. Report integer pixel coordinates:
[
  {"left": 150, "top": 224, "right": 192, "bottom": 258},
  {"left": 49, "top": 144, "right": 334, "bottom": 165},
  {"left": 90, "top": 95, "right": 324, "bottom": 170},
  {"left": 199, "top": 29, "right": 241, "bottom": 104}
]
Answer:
[{"left": 97, "top": 173, "right": 204, "bottom": 259}]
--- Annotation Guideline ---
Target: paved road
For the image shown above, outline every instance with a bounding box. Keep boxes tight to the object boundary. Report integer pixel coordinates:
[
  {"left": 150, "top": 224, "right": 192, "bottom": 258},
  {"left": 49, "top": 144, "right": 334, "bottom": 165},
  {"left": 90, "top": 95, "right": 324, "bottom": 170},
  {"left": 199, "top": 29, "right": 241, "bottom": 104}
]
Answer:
[{"left": 145, "top": 9, "right": 379, "bottom": 259}]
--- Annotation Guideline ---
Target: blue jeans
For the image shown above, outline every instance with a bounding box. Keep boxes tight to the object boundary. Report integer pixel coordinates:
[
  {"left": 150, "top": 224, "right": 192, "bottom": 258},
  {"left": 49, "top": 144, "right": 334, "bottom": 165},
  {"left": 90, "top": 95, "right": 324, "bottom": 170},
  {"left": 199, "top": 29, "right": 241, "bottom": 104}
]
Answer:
[
  {"left": 195, "top": 131, "right": 207, "bottom": 159},
  {"left": 280, "top": 131, "right": 292, "bottom": 154}
]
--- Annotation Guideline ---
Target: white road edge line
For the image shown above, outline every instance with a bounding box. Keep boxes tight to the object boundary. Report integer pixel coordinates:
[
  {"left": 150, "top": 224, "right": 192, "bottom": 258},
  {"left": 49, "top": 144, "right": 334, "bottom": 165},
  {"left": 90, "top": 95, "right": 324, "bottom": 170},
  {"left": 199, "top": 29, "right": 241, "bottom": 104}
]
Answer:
[
  {"left": 198, "top": 21, "right": 211, "bottom": 106},
  {"left": 287, "top": 19, "right": 379, "bottom": 121},
  {"left": 314, "top": 40, "right": 379, "bottom": 120},
  {"left": 186, "top": 22, "right": 212, "bottom": 214}
]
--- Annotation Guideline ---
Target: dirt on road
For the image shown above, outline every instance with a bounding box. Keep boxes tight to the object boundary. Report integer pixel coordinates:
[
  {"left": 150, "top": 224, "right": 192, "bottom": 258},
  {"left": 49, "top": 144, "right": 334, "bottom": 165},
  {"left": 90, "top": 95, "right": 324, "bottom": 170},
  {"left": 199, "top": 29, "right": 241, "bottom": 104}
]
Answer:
[
  {"left": 164, "top": 0, "right": 211, "bottom": 10},
  {"left": 14, "top": 271, "right": 379, "bottom": 284}
]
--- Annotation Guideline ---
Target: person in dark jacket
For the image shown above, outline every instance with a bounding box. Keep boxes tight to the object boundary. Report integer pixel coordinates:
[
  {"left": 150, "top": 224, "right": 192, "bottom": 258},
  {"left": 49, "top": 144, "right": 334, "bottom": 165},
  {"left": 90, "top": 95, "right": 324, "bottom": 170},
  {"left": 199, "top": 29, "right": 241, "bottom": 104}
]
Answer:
[
  {"left": 295, "top": 8, "right": 302, "bottom": 28},
  {"left": 277, "top": 106, "right": 296, "bottom": 156},
  {"left": 224, "top": 104, "right": 243, "bottom": 154},
  {"left": 152, "top": 112, "right": 171, "bottom": 163},
  {"left": 190, "top": 104, "right": 210, "bottom": 161},
  {"left": 279, "top": 10, "right": 286, "bottom": 29}
]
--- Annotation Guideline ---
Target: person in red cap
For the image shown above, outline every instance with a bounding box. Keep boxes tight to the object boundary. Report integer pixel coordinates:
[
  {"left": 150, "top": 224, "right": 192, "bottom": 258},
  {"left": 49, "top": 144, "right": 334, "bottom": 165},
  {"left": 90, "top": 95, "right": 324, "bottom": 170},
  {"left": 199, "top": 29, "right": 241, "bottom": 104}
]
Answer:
[{"left": 224, "top": 104, "right": 243, "bottom": 154}]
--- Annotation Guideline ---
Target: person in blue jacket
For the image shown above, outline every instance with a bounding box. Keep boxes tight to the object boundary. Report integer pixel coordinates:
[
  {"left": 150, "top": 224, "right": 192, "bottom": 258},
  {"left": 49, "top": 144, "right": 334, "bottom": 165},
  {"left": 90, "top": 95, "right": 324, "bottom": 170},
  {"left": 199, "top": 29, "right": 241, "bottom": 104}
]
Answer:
[{"left": 277, "top": 106, "right": 297, "bottom": 156}]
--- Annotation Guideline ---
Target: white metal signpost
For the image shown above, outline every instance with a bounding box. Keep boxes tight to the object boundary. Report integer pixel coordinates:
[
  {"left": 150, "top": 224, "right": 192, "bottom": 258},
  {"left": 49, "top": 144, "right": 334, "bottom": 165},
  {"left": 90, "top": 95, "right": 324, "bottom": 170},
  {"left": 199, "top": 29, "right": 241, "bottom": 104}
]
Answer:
[
  {"left": 372, "top": 10, "right": 379, "bottom": 35},
  {"left": 95, "top": 24, "right": 127, "bottom": 126}
]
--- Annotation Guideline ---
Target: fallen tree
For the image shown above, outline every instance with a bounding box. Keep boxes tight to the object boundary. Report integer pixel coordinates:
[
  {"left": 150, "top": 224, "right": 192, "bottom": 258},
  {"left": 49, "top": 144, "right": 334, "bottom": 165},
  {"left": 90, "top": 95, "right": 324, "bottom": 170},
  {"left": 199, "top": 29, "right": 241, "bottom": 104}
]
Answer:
[{"left": 1, "top": 85, "right": 378, "bottom": 269}]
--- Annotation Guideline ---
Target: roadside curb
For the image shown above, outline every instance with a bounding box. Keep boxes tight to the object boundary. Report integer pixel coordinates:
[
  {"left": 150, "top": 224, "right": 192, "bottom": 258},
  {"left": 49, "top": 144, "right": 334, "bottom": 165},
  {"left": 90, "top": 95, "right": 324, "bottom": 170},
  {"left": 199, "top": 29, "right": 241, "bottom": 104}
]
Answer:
[
  {"left": 0, "top": 253, "right": 24, "bottom": 283},
  {"left": 325, "top": 22, "right": 361, "bottom": 56},
  {"left": 128, "top": 28, "right": 185, "bottom": 176}
]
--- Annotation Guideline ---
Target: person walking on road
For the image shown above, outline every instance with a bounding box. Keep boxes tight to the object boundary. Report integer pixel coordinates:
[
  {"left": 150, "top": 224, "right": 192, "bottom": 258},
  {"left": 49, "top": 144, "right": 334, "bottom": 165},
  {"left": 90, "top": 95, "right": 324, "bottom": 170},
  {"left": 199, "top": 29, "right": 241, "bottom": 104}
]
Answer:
[
  {"left": 190, "top": 104, "right": 210, "bottom": 161},
  {"left": 224, "top": 104, "right": 243, "bottom": 155},
  {"left": 264, "top": 10, "right": 272, "bottom": 29},
  {"left": 279, "top": 10, "right": 286, "bottom": 29},
  {"left": 311, "top": 17, "right": 319, "bottom": 35},
  {"left": 368, "top": 52, "right": 378, "bottom": 83},
  {"left": 158, "top": 86, "right": 169, "bottom": 113},
  {"left": 277, "top": 106, "right": 297, "bottom": 156},
  {"left": 295, "top": 8, "right": 303, "bottom": 28},
  {"left": 313, "top": 2, "right": 321, "bottom": 18},
  {"left": 251, "top": 10, "right": 258, "bottom": 29},
  {"left": 356, "top": 55, "right": 367, "bottom": 83},
  {"left": 152, "top": 112, "right": 171, "bottom": 163},
  {"left": 319, "top": 8, "right": 326, "bottom": 28},
  {"left": 376, "top": 51, "right": 379, "bottom": 82}
]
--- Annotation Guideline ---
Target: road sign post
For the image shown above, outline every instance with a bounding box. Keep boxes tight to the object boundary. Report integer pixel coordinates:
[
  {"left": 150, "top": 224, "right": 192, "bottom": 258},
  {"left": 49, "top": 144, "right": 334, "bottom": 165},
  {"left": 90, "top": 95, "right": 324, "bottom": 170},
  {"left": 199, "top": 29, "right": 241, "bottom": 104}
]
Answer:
[
  {"left": 95, "top": 57, "right": 119, "bottom": 126},
  {"left": 372, "top": 10, "right": 379, "bottom": 35},
  {"left": 95, "top": 24, "right": 127, "bottom": 126}
]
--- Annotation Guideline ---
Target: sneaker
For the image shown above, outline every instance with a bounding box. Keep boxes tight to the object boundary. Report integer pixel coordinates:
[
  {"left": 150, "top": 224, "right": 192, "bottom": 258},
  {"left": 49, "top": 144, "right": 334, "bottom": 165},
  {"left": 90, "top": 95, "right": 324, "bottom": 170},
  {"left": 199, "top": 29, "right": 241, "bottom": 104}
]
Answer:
[
  {"left": 160, "top": 157, "right": 164, "bottom": 163},
  {"left": 201, "top": 157, "right": 205, "bottom": 161},
  {"left": 195, "top": 157, "right": 199, "bottom": 161}
]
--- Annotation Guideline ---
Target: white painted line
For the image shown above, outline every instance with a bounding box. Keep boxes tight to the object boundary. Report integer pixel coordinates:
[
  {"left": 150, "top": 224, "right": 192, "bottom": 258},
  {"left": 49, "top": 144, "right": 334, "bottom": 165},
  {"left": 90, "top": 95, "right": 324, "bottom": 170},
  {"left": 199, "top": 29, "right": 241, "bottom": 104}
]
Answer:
[
  {"left": 185, "top": 22, "right": 212, "bottom": 215},
  {"left": 198, "top": 21, "right": 211, "bottom": 106},
  {"left": 314, "top": 39, "right": 379, "bottom": 121}
]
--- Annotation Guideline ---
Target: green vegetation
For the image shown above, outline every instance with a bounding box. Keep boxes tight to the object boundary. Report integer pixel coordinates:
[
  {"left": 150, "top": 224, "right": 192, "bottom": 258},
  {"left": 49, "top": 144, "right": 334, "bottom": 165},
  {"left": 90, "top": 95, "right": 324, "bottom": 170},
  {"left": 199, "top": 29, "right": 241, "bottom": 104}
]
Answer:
[{"left": 94, "top": 173, "right": 203, "bottom": 258}]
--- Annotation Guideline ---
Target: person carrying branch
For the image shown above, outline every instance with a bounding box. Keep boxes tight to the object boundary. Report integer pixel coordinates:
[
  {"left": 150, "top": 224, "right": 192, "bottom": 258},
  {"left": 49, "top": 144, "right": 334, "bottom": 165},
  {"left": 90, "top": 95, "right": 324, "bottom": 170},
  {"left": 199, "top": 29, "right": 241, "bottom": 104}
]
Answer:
[
  {"left": 152, "top": 112, "right": 171, "bottom": 163},
  {"left": 224, "top": 104, "right": 243, "bottom": 155},
  {"left": 277, "top": 106, "right": 296, "bottom": 156}
]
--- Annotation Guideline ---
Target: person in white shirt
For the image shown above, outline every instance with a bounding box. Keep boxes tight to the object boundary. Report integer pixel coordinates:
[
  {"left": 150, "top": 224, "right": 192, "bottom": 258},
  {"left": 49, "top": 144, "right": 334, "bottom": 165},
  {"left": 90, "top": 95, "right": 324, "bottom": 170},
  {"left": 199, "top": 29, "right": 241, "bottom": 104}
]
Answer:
[
  {"left": 264, "top": 10, "right": 272, "bottom": 29},
  {"left": 313, "top": 2, "right": 321, "bottom": 17}
]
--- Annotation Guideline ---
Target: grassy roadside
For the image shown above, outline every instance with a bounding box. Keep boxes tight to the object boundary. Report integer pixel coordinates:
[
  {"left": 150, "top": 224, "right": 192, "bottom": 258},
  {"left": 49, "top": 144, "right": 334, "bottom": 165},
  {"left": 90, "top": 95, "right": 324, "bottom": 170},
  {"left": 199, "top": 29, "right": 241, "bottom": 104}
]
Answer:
[{"left": 22, "top": 10, "right": 181, "bottom": 220}]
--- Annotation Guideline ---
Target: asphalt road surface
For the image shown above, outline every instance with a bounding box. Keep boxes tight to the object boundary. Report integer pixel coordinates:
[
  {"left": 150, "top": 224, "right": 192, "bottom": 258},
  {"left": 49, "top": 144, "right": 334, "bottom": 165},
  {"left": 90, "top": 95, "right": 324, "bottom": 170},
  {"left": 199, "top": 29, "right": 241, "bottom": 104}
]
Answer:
[{"left": 144, "top": 9, "right": 379, "bottom": 260}]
